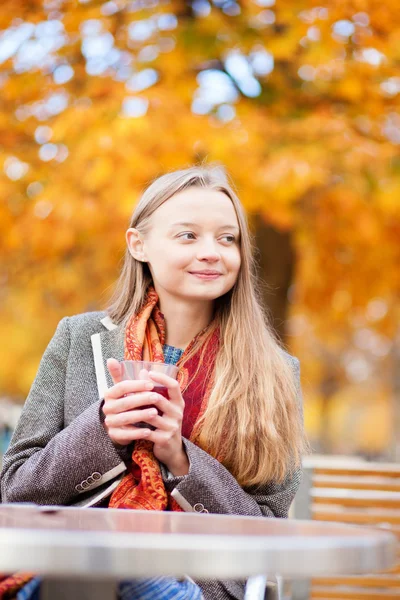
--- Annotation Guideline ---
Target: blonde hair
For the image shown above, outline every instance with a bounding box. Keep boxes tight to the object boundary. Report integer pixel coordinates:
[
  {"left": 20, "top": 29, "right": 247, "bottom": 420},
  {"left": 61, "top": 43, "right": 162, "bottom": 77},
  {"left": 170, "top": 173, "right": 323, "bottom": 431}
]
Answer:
[{"left": 108, "top": 164, "right": 308, "bottom": 487}]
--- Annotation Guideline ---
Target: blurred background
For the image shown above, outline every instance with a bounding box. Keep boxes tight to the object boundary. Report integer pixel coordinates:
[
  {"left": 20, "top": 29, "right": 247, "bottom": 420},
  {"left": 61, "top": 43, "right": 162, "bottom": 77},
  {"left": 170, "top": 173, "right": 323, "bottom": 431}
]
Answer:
[{"left": 0, "top": 0, "right": 399, "bottom": 461}]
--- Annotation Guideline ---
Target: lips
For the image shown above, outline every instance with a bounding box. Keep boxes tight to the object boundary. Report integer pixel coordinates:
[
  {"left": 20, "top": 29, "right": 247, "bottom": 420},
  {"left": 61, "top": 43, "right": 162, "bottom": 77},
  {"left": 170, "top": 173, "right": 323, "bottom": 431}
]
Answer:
[
  {"left": 188, "top": 271, "right": 222, "bottom": 280},
  {"left": 189, "top": 271, "right": 222, "bottom": 275}
]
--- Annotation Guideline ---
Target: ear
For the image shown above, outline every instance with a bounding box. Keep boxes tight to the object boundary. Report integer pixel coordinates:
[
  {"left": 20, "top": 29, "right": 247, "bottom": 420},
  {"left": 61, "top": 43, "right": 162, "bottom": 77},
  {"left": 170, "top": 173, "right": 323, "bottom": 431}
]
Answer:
[{"left": 126, "top": 228, "right": 147, "bottom": 262}]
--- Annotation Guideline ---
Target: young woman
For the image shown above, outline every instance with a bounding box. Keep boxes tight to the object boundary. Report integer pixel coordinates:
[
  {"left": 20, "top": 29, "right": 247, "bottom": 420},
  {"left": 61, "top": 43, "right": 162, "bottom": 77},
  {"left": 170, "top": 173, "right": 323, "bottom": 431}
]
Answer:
[{"left": 1, "top": 165, "right": 308, "bottom": 599}]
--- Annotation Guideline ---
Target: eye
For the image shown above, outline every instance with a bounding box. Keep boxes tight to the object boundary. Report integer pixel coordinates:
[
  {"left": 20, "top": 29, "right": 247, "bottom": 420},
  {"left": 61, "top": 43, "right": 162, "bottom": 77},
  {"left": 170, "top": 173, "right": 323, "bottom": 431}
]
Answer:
[
  {"left": 220, "top": 235, "right": 236, "bottom": 243},
  {"left": 178, "top": 232, "right": 196, "bottom": 240}
]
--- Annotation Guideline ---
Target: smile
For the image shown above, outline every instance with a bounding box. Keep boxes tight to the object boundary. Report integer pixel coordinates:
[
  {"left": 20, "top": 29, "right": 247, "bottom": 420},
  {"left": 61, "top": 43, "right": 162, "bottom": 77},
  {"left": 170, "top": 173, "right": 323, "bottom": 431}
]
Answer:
[{"left": 188, "top": 272, "right": 222, "bottom": 280}]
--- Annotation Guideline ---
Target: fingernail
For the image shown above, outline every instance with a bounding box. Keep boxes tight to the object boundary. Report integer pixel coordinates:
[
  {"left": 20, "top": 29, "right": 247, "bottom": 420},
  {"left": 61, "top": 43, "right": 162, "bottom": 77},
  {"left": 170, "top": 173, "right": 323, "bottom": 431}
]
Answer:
[{"left": 145, "top": 382, "right": 154, "bottom": 389}]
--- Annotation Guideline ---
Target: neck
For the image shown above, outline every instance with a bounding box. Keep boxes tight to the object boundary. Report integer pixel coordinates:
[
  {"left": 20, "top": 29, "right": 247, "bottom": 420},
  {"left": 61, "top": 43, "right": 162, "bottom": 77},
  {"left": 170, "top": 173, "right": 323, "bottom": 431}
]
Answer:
[{"left": 157, "top": 291, "right": 214, "bottom": 350}]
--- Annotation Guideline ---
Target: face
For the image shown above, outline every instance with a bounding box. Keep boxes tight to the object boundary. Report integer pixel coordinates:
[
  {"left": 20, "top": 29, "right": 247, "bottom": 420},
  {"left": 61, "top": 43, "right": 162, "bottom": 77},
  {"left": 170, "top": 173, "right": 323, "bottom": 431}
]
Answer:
[{"left": 127, "top": 187, "right": 241, "bottom": 305}]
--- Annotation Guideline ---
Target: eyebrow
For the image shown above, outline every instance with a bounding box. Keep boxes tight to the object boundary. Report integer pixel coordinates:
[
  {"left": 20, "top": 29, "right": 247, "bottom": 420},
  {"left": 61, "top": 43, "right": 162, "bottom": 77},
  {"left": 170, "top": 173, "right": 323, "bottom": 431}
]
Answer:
[{"left": 169, "top": 221, "right": 240, "bottom": 232}]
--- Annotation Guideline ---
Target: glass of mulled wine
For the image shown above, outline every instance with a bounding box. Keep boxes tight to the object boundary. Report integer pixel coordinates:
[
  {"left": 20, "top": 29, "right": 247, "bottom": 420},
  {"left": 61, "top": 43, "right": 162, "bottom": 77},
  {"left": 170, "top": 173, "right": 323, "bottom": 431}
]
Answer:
[{"left": 120, "top": 360, "right": 179, "bottom": 429}]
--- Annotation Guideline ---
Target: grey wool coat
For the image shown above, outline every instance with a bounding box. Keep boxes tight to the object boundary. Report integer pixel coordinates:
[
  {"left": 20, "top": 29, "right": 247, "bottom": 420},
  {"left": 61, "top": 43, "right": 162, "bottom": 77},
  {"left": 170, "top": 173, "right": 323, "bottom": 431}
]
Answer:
[{"left": 0, "top": 311, "right": 303, "bottom": 600}]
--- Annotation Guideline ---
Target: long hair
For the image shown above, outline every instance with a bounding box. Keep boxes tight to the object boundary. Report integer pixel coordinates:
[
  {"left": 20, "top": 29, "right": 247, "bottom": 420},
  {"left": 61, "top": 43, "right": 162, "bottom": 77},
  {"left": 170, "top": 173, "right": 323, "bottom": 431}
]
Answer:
[{"left": 108, "top": 164, "right": 308, "bottom": 487}]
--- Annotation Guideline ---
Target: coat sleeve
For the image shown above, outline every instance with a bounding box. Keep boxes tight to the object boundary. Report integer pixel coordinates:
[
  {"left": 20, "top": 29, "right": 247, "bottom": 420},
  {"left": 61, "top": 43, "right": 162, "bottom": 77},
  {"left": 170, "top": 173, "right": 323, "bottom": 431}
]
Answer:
[
  {"left": 161, "top": 357, "right": 303, "bottom": 518},
  {"left": 0, "top": 318, "right": 126, "bottom": 506}
]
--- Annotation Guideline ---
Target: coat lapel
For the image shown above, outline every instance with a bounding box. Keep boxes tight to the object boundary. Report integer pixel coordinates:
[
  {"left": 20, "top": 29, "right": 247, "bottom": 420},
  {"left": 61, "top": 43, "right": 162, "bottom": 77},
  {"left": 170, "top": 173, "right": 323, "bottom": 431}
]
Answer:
[{"left": 91, "top": 316, "right": 124, "bottom": 398}]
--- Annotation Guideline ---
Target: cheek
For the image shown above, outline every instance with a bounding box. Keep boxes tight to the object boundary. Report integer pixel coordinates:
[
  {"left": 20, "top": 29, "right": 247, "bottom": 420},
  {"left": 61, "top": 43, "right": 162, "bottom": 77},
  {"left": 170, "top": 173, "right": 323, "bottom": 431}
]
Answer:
[
  {"left": 166, "top": 248, "right": 191, "bottom": 269},
  {"left": 227, "top": 248, "right": 241, "bottom": 274},
  {"left": 148, "top": 244, "right": 189, "bottom": 274}
]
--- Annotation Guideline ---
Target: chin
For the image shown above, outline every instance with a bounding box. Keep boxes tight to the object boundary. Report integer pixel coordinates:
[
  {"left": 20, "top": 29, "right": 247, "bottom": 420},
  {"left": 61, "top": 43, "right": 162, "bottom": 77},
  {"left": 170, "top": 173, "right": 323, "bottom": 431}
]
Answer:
[
  {"left": 188, "top": 286, "right": 226, "bottom": 300},
  {"left": 169, "top": 285, "right": 219, "bottom": 301}
]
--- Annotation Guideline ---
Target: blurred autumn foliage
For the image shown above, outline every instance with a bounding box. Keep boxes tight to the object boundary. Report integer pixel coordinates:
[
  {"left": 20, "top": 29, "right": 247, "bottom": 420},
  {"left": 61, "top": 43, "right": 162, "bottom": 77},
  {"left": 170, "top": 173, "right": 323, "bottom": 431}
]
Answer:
[{"left": 0, "top": 0, "right": 399, "bottom": 455}]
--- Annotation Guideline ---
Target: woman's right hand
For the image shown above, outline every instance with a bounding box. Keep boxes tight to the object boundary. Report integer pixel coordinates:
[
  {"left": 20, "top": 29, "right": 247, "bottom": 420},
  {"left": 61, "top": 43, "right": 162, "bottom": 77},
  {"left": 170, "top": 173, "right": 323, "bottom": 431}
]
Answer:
[{"left": 101, "top": 358, "right": 157, "bottom": 446}]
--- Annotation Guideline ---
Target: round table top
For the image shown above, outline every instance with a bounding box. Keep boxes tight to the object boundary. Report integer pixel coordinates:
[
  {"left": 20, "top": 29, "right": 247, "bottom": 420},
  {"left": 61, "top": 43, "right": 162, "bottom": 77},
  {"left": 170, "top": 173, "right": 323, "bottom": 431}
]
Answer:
[{"left": 0, "top": 504, "right": 396, "bottom": 580}]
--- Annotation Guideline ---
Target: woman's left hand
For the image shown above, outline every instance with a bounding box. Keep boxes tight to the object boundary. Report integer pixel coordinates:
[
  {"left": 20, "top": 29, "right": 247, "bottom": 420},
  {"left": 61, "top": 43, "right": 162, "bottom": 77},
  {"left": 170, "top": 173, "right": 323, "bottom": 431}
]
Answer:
[{"left": 144, "top": 370, "right": 190, "bottom": 476}]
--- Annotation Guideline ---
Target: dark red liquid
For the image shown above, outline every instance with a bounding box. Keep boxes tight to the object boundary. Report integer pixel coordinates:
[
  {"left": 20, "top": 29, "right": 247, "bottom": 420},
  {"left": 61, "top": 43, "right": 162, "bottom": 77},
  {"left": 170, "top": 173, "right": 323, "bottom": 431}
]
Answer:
[{"left": 152, "top": 384, "right": 170, "bottom": 399}]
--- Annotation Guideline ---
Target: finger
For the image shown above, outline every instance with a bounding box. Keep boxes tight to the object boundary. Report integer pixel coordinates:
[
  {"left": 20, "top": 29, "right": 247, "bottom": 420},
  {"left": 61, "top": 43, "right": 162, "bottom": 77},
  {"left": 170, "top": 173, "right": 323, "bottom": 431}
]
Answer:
[
  {"left": 108, "top": 426, "right": 152, "bottom": 446},
  {"left": 145, "top": 392, "right": 183, "bottom": 420},
  {"left": 145, "top": 429, "right": 174, "bottom": 446},
  {"left": 105, "top": 407, "right": 159, "bottom": 427},
  {"left": 102, "top": 391, "right": 158, "bottom": 415},
  {"left": 148, "top": 371, "right": 183, "bottom": 405},
  {"left": 107, "top": 359, "right": 123, "bottom": 385},
  {"left": 144, "top": 413, "right": 179, "bottom": 433},
  {"left": 139, "top": 368, "right": 151, "bottom": 381},
  {"left": 105, "top": 379, "right": 154, "bottom": 400}
]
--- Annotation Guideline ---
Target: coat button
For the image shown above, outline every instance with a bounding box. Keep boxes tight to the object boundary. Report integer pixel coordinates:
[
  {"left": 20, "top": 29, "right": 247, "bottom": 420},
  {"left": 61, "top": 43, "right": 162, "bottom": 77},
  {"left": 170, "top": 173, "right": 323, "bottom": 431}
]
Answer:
[
  {"left": 81, "top": 481, "right": 90, "bottom": 489},
  {"left": 87, "top": 476, "right": 94, "bottom": 485},
  {"left": 92, "top": 472, "right": 101, "bottom": 481},
  {"left": 193, "top": 503, "right": 205, "bottom": 513},
  {"left": 75, "top": 484, "right": 83, "bottom": 492}
]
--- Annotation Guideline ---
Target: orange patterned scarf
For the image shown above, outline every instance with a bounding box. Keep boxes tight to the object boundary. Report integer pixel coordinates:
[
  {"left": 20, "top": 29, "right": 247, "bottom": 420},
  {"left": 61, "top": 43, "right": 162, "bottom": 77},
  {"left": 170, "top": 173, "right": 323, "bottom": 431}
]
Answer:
[
  {"left": 108, "top": 286, "right": 219, "bottom": 512},
  {"left": 0, "top": 573, "right": 34, "bottom": 599}
]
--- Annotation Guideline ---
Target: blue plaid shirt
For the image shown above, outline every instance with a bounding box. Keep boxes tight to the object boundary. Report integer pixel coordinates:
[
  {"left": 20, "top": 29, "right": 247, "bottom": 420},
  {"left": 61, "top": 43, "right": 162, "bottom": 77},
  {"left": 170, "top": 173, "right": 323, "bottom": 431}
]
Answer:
[{"left": 163, "top": 344, "right": 184, "bottom": 365}]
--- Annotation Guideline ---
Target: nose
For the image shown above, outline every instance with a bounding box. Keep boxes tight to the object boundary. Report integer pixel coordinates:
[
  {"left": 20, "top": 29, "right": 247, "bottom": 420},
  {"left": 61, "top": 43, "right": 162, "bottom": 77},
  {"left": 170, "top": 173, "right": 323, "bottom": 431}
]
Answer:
[{"left": 196, "top": 238, "right": 221, "bottom": 262}]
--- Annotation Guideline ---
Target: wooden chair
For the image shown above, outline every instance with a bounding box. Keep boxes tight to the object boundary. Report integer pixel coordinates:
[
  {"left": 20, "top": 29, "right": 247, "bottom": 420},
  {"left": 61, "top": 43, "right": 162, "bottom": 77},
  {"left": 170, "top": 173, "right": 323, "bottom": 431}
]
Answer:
[{"left": 291, "top": 457, "right": 400, "bottom": 600}]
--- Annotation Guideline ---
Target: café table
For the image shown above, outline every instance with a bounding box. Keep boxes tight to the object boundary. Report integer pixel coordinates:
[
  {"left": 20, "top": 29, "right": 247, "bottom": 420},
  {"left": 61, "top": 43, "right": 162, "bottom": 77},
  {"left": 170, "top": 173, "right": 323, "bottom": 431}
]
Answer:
[{"left": 0, "top": 503, "right": 396, "bottom": 600}]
